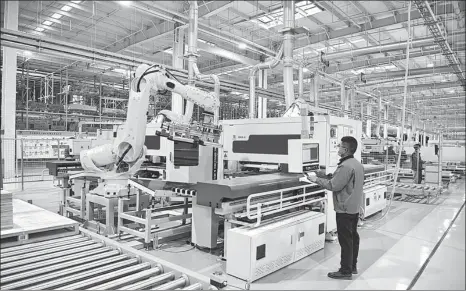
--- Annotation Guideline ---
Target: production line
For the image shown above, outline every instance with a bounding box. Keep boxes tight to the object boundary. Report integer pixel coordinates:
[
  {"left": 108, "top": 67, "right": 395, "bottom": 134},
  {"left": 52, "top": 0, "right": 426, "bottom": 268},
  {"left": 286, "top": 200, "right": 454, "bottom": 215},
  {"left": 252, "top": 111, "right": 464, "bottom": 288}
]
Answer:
[{"left": 30, "top": 58, "right": 406, "bottom": 288}]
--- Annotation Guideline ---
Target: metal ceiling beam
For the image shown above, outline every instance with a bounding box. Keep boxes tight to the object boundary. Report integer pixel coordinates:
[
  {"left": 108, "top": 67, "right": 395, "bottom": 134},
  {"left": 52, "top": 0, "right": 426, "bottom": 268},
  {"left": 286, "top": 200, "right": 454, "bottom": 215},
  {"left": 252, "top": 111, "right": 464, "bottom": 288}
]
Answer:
[
  {"left": 414, "top": 0, "right": 465, "bottom": 88},
  {"left": 246, "top": 1, "right": 272, "bottom": 13},
  {"left": 135, "top": 1, "right": 276, "bottom": 57},
  {"left": 200, "top": 1, "right": 235, "bottom": 19},
  {"left": 294, "top": 2, "right": 461, "bottom": 50}
]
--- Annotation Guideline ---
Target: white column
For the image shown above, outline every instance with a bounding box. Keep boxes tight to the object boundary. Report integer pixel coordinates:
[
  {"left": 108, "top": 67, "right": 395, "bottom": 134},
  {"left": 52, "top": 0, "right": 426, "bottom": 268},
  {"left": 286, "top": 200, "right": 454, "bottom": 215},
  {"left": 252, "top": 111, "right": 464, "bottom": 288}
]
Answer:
[
  {"left": 257, "top": 69, "right": 268, "bottom": 118},
  {"left": 366, "top": 104, "right": 372, "bottom": 137},
  {"left": 1, "top": 1, "right": 19, "bottom": 179},
  {"left": 396, "top": 109, "right": 402, "bottom": 140},
  {"left": 310, "top": 73, "right": 319, "bottom": 107},
  {"left": 383, "top": 104, "right": 388, "bottom": 139},
  {"left": 172, "top": 25, "right": 185, "bottom": 115},
  {"left": 423, "top": 123, "right": 426, "bottom": 145}
]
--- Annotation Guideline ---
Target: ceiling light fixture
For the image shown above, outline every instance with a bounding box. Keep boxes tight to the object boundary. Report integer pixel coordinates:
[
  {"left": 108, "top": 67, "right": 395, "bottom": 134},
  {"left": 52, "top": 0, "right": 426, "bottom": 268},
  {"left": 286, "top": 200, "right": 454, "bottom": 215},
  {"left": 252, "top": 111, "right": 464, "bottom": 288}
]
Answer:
[
  {"left": 71, "top": 1, "right": 82, "bottom": 3},
  {"left": 61, "top": 5, "right": 72, "bottom": 11},
  {"left": 51, "top": 13, "right": 63, "bottom": 19},
  {"left": 238, "top": 43, "right": 247, "bottom": 50},
  {"left": 43, "top": 20, "right": 53, "bottom": 26},
  {"left": 119, "top": 1, "right": 132, "bottom": 7},
  {"left": 23, "top": 51, "right": 33, "bottom": 57},
  {"left": 303, "top": 68, "right": 309, "bottom": 73},
  {"left": 35, "top": 27, "right": 45, "bottom": 32}
]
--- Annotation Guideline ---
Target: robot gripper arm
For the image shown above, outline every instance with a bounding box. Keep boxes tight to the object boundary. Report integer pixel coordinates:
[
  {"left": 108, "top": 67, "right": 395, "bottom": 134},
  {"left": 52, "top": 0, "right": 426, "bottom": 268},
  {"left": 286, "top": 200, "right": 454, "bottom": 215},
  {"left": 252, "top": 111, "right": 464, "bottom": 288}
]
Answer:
[{"left": 137, "top": 64, "right": 220, "bottom": 125}]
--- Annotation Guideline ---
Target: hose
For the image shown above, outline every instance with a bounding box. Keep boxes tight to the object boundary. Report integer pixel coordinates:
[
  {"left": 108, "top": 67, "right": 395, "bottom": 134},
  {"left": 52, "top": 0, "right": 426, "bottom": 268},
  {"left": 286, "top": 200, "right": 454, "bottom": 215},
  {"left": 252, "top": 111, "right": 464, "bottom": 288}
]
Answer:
[{"left": 361, "top": 1, "right": 412, "bottom": 227}]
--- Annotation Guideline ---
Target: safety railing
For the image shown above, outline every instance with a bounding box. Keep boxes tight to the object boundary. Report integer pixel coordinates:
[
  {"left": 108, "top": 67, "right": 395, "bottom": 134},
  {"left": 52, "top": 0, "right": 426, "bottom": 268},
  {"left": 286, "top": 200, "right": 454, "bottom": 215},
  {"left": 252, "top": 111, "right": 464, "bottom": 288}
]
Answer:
[
  {"left": 363, "top": 170, "right": 394, "bottom": 190},
  {"left": 226, "top": 184, "right": 327, "bottom": 228}
]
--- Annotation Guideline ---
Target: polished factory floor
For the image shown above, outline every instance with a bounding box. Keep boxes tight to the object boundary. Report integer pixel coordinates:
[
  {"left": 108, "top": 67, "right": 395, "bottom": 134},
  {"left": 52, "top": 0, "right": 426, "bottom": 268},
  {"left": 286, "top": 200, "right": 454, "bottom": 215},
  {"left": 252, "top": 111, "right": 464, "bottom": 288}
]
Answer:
[
  {"left": 146, "top": 180, "right": 466, "bottom": 290},
  {"left": 5, "top": 179, "right": 465, "bottom": 290}
]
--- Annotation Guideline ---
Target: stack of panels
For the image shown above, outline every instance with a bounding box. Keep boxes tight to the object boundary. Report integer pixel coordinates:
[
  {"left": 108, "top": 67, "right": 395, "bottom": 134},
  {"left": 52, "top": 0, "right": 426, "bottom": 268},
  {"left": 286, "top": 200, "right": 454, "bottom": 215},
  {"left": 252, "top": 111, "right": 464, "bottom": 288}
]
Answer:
[{"left": 0, "top": 191, "right": 13, "bottom": 230}]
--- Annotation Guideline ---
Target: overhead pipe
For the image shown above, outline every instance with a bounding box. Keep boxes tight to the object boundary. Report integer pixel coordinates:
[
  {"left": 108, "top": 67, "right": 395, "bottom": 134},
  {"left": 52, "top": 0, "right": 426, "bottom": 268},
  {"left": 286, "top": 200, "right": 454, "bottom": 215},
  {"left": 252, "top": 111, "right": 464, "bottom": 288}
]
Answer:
[
  {"left": 132, "top": 1, "right": 276, "bottom": 57},
  {"left": 282, "top": 0, "right": 296, "bottom": 108},
  {"left": 0, "top": 29, "right": 286, "bottom": 102},
  {"left": 321, "top": 31, "right": 465, "bottom": 61},
  {"left": 192, "top": 63, "right": 220, "bottom": 124},
  {"left": 184, "top": 0, "right": 199, "bottom": 123},
  {"left": 249, "top": 44, "right": 284, "bottom": 118},
  {"left": 319, "top": 66, "right": 456, "bottom": 93}
]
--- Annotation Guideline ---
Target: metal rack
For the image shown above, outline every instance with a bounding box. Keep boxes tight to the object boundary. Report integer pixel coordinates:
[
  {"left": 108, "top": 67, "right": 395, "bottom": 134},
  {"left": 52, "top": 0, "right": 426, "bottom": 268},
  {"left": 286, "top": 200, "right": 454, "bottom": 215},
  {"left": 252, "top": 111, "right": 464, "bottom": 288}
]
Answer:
[{"left": 414, "top": 0, "right": 466, "bottom": 88}]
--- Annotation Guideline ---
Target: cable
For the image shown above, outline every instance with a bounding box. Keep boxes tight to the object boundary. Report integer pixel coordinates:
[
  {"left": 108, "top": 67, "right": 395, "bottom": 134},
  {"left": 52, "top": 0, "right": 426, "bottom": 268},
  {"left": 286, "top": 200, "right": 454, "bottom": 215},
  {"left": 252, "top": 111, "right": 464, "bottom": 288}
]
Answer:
[
  {"left": 157, "top": 242, "right": 196, "bottom": 253},
  {"left": 361, "top": 1, "right": 413, "bottom": 226}
]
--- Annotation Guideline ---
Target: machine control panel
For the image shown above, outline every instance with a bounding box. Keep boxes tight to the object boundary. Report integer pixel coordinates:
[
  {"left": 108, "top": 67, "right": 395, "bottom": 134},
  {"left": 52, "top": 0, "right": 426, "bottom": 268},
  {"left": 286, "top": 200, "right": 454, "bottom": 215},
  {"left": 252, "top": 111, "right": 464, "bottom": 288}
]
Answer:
[{"left": 287, "top": 139, "right": 320, "bottom": 173}]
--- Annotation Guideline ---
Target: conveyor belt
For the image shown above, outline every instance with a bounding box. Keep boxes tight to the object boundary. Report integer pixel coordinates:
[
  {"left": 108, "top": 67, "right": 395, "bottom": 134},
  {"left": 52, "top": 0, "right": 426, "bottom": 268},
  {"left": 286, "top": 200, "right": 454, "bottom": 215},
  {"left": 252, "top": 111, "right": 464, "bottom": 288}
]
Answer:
[{"left": 0, "top": 234, "right": 205, "bottom": 290}]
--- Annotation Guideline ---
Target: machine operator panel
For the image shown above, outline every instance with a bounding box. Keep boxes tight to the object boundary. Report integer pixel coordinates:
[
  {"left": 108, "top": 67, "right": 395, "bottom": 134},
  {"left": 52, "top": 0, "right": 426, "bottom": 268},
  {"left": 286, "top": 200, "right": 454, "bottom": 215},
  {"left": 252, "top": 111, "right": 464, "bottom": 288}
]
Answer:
[{"left": 287, "top": 139, "right": 320, "bottom": 174}]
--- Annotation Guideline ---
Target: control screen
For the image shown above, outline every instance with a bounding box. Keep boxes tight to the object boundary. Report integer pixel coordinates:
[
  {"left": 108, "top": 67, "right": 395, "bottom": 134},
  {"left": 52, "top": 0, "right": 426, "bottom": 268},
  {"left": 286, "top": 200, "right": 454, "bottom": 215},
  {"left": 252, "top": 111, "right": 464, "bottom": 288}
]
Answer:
[{"left": 302, "top": 143, "right": 319, "bottom": 163}]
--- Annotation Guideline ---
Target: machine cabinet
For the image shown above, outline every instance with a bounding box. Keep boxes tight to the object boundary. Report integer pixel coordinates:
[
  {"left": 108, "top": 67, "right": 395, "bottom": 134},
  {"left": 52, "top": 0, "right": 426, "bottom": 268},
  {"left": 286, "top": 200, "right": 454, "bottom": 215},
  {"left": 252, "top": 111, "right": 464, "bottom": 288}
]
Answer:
[
  {"left": 226, "top": 211, "right": 326, "bottom": 282},
  {"left": 363, "top": 185, "right": 387, "bottom": 218}
]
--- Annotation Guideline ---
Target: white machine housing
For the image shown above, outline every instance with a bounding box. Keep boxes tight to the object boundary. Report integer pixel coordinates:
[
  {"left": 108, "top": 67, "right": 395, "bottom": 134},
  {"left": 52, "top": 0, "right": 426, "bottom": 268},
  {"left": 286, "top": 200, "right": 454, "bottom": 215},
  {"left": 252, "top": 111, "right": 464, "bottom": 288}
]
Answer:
[
  {"left": 363, "top": 184, "right": 387, "bottom": 218},
  {"left": 221, "top": 114, "right": 363, "bottom": 234},
  {"left": 226, "top": 210, "right": 326, "bottom": 282}
]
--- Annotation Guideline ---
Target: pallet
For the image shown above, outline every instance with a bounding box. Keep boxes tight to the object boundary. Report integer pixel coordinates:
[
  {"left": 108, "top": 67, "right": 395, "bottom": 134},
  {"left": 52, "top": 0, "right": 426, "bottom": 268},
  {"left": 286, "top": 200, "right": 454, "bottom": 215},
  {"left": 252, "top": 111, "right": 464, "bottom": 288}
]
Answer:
[{"left": 0, "top": 199, "right": 79, "bottom": 248}]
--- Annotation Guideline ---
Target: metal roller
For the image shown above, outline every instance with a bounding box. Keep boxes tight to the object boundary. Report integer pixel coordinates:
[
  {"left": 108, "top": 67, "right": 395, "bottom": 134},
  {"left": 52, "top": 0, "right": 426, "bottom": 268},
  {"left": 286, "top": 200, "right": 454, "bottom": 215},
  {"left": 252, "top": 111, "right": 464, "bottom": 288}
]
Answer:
[
  {"left": 0, "top": 250, "right": 122, "bottom": 286},
  {"left": 59, "top": 262, "right": 152, "bottom": 290},
  {"left": 119, "top": 272, "right": 176, "bottom": 290},
  {"left": 87, "top": 267, "right": 162, "bottom": 290},
  {"left": 1, "top": 240, "right": 96, "bottom": 262},
  {"left": 23, "top": 258, "right": 140, "bottom": 290},
  {"left": 0, "top": 247, "right": 111, "bottom": 277},
  {"left": 181, "top": 283, "right": 203, "bottom": 290},
  {"left": 0, "top": 243, "right": 105, "bottom": 270},
  {"left": 151, "top": 275, "right": 188, "bottom": 290},
  {"left": 0, "top": 235, "right": 87, "bottom": 257}
]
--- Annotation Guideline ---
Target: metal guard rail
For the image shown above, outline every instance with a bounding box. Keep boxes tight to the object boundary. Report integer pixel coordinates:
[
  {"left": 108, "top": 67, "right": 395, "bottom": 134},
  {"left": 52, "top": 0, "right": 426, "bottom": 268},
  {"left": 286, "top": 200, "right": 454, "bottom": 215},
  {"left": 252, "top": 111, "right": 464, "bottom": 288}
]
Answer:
[{"left": 245, "top": 184, "right": 327, "bottom": 227}]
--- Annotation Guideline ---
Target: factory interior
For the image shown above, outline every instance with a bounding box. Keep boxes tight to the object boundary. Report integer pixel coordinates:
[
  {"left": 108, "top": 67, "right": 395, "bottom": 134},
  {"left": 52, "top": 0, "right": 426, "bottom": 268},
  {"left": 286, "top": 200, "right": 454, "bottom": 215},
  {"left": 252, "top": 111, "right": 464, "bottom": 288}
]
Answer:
[{"left": 1, "top": 0, "right": 465, "bottom": 290}]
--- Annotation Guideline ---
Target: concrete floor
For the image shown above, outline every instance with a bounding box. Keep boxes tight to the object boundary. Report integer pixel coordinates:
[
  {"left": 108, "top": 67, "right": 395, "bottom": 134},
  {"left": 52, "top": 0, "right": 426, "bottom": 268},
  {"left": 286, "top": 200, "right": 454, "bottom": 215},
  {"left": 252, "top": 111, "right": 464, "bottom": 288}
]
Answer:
[
  {"left": 148, "top": 179, "right": 466, "bottom": 290},
  {"left": 5, "top": 178, "right": 465, "bottom": 290}
]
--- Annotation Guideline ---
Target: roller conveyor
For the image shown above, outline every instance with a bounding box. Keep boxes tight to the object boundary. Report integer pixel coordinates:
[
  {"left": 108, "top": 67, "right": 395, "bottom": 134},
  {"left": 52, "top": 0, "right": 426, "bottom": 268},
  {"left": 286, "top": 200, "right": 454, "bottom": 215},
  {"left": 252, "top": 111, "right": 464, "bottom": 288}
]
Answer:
[{"left": 0, "top": 232, "right": 212, "bottom": 290}]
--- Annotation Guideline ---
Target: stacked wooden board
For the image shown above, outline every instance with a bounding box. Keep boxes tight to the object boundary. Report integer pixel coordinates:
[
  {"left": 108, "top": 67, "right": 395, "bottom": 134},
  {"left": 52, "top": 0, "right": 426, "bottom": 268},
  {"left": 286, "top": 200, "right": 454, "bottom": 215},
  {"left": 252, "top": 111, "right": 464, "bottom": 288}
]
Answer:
[{"left": 0, "top": 191, "right": 13, "bottom": 230}]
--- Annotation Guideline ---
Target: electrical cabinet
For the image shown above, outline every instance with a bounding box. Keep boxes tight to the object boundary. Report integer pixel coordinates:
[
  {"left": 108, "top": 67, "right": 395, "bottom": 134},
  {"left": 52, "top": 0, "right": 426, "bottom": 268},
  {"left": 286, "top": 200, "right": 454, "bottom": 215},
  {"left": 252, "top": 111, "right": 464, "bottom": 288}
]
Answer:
[
  {"left": 363, "top": 185, "right": 387, "bottom": 218},
  {"left": 226, "top": 211, "right": 326, "bottom": 282}
]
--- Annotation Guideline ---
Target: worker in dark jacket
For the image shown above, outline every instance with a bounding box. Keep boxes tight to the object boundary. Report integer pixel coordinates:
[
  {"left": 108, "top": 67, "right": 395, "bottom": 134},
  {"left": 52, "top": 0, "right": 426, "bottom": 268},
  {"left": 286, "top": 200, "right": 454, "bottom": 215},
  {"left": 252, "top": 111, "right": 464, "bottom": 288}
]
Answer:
[
  {"left": 307, "top": 136, "right": 364, "bottom": 280},
  {"left": 411, "top": 143, "right": 423, "bottom": 184}
]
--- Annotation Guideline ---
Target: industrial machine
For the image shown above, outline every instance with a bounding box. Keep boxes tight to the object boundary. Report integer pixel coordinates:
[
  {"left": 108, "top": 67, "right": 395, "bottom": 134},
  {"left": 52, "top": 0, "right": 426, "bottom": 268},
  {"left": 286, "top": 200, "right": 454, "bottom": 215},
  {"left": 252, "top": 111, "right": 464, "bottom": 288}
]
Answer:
[
  {"left": 191, "top": 138, "right": 327, "bottom": 282},
  {"left": 220, "top": 107, "right": 363, "bottom": 240},
  {"left": 47, "top": 64, "right": 222, "bottom": 237}
]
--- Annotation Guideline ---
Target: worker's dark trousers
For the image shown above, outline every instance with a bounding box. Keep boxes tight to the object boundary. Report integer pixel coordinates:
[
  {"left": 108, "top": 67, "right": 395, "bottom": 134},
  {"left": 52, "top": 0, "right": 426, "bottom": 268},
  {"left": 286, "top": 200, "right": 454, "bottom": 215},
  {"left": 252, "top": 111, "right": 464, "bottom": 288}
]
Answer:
[{"left": 336, "top": 213, "right": 360, "bottom": 274}]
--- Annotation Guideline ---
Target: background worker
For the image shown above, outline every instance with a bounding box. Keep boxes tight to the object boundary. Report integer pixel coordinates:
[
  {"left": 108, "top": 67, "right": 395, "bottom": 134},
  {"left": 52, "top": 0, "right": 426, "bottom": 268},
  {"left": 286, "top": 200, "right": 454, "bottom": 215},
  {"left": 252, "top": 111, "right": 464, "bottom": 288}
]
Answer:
[
  {"left": 412, "top": 143, "right": 424, "bottom": 184},
  {"left": 306, "top": 136, "right": 365, "bottom": 280}
]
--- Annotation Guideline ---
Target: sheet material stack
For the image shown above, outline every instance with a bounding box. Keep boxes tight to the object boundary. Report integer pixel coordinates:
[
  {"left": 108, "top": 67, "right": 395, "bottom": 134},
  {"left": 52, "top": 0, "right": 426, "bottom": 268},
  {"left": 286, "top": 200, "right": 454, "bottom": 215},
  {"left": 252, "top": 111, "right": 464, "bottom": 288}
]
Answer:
[{"left": 1, "top": 191, "right": 13, "bottom": 230}]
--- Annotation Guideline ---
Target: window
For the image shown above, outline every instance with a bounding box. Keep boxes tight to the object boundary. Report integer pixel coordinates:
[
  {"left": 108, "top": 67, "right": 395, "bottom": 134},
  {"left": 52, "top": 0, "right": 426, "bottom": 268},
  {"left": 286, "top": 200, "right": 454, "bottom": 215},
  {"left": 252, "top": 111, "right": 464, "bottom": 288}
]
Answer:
[{"left": 252, "top": 1, "right": 323, "bottom": 29}]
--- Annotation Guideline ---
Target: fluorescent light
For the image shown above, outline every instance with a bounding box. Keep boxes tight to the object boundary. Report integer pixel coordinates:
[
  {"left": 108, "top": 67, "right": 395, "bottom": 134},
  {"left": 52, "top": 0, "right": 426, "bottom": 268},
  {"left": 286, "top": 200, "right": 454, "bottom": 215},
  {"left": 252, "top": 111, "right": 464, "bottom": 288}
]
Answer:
[
  {"left": 51, "top": 13, "right": 63, "bottom": 19},
  {"left": 238, "top": 43, "right": 247, "bottom": 50},
  {"left": 71, "top": 1, "right": 82, "bottom": 3},
  {"left": 119, "top": 1, "right": 132, "bottom": 6},
  {"left": 23, "top": 51, "right": 33, "bottom": 57},
  {"left": 427, "top": 63, "right": 434, "bottom": 67},
  {"left": 43, "top": 20, "right": 53, "bottom": 26},
  {"left": 231, "top": 91, "right": 241, "bottom": 95},
  {"left": 303, "top": 68, "right": 309, "bottom": 73},
  {"left": 35, "top": 27, "right": 45, "bottom": 32},
  {"left": 61, "top": 5, "right": 72, "bottom": 11}
]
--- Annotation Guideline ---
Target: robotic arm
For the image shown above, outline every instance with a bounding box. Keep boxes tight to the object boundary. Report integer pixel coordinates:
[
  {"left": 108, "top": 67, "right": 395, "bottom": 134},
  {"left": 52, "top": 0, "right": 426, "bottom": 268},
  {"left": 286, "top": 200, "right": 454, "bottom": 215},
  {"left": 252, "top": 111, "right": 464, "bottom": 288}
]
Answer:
[{"left": 80, "top": 64, "right": 220, "bottom": 176}]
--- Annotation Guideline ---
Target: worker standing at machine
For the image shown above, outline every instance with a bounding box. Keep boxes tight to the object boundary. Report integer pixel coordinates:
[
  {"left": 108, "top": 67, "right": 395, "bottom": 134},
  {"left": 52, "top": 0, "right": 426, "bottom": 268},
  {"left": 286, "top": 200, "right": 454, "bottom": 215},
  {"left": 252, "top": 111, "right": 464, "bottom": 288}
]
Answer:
[
  {"left": 306, "top": 136, "right": 364, "bottom": 280},
  {"left": 411, "top": 143, "right": 424, "bottom": 184}
]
